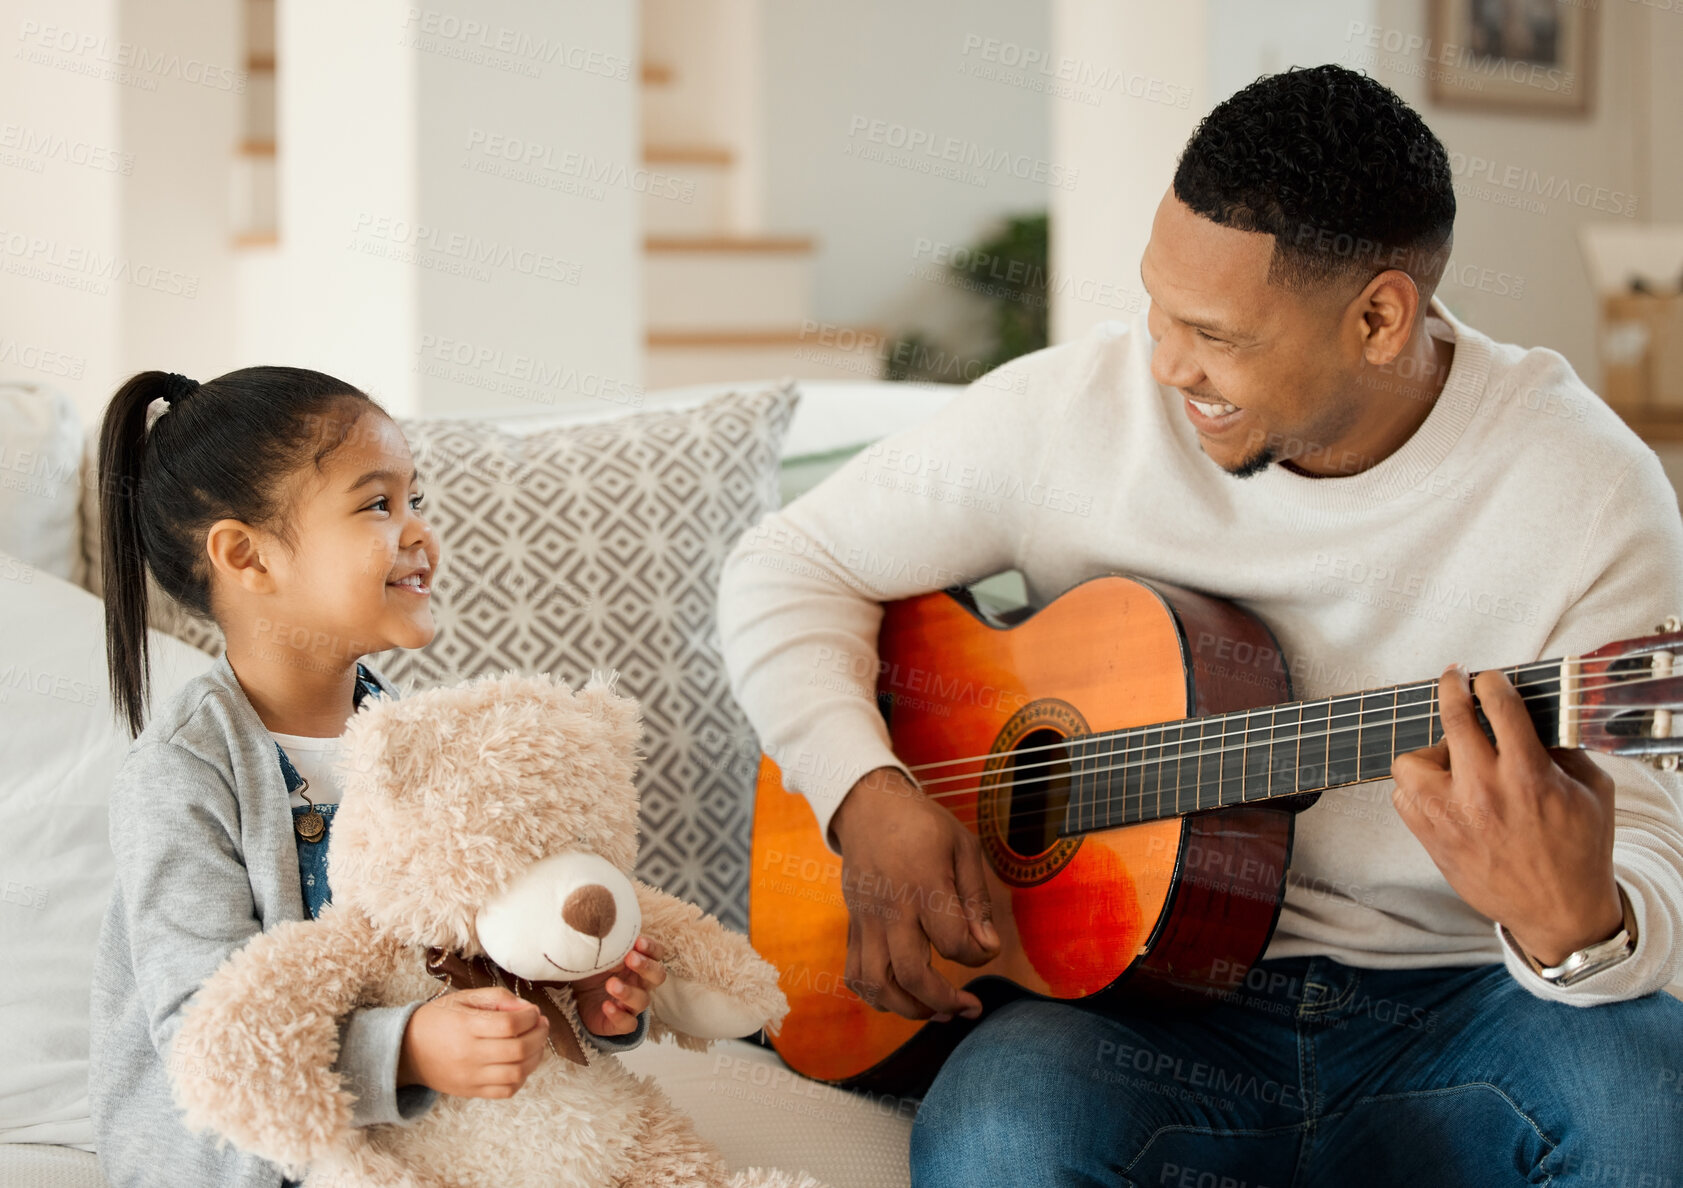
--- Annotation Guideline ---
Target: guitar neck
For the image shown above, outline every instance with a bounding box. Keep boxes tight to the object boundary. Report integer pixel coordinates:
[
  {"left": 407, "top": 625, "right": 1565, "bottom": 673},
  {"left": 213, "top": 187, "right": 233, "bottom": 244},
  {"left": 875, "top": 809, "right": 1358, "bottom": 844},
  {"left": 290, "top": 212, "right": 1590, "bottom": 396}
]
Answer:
[{"left": 1061, "top": 659, "right": 1565, "bottom": 836}]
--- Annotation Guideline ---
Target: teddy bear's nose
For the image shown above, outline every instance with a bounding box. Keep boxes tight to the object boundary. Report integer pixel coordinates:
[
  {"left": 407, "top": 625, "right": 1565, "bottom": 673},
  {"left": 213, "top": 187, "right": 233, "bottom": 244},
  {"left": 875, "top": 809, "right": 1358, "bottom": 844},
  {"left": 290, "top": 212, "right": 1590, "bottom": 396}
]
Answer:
[{"left": 561, "top": 884, "right": 617, "bottom": 939}]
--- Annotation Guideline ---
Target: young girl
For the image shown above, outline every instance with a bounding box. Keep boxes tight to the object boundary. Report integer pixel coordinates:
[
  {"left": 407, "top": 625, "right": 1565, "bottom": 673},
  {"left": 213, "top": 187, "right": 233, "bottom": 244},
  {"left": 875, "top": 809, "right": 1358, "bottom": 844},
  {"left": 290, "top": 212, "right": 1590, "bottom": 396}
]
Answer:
[{"left": 87, "top": 367, "right": 668, "bottom": 1188}]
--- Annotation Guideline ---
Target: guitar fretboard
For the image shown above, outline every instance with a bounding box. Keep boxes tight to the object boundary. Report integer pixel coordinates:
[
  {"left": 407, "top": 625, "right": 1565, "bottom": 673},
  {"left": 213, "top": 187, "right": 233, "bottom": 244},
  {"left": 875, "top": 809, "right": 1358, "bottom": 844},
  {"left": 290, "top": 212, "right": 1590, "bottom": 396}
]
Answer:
[{"left": 1060, "top": 660, "right": 1563, "bottom": 835}]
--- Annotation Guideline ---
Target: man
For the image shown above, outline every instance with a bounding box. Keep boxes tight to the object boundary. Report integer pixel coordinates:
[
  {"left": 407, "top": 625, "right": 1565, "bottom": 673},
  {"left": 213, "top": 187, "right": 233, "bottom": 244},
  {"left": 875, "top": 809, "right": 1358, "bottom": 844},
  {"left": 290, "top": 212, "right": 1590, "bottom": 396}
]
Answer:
[{"left": 717, "top": 66, "right": 1683, "bottom": 1185}]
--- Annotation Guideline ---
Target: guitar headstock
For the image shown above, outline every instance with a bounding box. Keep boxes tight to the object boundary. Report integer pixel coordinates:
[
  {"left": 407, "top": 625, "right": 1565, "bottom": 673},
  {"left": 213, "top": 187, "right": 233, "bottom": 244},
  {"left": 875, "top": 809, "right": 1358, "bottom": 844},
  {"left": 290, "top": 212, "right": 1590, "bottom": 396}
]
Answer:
[{"left": 1570, "top": 616, "right": 1683, "bottom": 771}]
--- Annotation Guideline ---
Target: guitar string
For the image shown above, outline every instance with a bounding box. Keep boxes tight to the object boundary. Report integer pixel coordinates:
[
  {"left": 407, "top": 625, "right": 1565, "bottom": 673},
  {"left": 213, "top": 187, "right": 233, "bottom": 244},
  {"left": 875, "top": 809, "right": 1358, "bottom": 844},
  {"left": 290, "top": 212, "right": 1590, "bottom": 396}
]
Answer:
[
  {"left": 898, "top": 664, "right": 1678, "bottom": 789},
  {"left": 897, "top": 661, "right": 1674, "bottom": 778},
  {"left": 911, "top": 698, "right": 1676, "bottom": 798},
  {"left": 902, "top": 686, "right": 1676, "bottom": 814},
  {"left": 912, "top": 700, "right": 1675, "bottom": 806},
  {"left": 903, "top": 679, "right": 1679, "bottom": 807}
]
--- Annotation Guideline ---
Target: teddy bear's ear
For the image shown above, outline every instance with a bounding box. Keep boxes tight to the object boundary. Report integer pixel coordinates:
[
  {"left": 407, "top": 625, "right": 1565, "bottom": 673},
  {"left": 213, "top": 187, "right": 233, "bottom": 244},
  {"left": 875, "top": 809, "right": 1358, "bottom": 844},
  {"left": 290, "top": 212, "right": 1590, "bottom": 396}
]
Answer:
[
  {"left": 577, "top": 668, "right": 646, "bottom": 762},
  {"left": 337, "top": 694, "right": 442, "bottom": 806}
]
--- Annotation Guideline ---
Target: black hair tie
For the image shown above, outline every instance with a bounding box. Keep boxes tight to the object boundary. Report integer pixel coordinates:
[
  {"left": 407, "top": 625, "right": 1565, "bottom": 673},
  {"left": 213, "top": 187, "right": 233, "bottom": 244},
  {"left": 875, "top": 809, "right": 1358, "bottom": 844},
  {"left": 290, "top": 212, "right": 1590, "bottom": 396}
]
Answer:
[{"left": 145, "top": 372, "right": 199, "bottom": 434}]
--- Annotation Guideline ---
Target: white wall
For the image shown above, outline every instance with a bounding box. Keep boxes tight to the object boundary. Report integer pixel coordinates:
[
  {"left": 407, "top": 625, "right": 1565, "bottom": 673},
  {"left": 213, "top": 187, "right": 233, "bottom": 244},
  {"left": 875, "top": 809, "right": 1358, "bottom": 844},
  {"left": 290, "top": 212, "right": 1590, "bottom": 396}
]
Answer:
[
  {"left": 411, "top": 0, "right": 641, "bottom": 417},
  {"left": 1, "top": 0, "right": 248, "bottom": 424},
  {"left": 1365, "top": 0, "right": 1674, "bottom": 388},
  {"left": 1652, "top": 14, "right": 1683, "bottom": 219},
  {"left": 234, "top": 0, "right": 419, "bottom": 411},
  {"left": 117, "top": 0, "right": 241, "bottom": 398},
  {"left": 240, "top": 0, "right": 640, "bottom": 419},
  {"left": 1, "top": 0, "right": 131, "bottom": 425},
  {"left": 760, "top": 0, "right": 1055, "bottom": 359},
  {"left": 1208, "top": 0, "right": 1377, "bottom": 101},
  {"left": 1048, "top": 0, "right": 1210, "bottom": 345}
]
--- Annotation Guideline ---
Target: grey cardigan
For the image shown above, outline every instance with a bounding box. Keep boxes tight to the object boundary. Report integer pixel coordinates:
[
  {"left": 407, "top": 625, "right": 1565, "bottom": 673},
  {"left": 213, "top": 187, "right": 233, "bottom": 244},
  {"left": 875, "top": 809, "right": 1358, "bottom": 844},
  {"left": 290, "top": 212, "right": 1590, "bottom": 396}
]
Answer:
[{"left": 88, "top": 653, "right": 640, "bottom": 1188}]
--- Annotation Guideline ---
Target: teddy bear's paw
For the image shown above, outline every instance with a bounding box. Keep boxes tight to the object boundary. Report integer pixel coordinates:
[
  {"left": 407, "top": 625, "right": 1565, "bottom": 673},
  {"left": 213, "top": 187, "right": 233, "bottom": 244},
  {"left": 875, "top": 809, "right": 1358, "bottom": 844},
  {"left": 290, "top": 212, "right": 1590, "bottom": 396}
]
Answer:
[
  {"left": 651, "top": 976, "right": 771, "bottom": 1040},
  {"left": 728, "top": 1169, "right": 826, "bottom": 1188}
]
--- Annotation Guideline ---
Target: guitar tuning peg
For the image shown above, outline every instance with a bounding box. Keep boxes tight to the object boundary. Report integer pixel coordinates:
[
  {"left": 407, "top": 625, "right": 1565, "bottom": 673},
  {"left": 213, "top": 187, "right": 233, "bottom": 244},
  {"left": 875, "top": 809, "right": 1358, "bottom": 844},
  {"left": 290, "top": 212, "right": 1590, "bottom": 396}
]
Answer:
[
  {"left": 1657, "top": 754, "right": 1680, "bottom": 772},
  {"left": 1661, "top": 616, "right": 1682, "bottom": 633}
]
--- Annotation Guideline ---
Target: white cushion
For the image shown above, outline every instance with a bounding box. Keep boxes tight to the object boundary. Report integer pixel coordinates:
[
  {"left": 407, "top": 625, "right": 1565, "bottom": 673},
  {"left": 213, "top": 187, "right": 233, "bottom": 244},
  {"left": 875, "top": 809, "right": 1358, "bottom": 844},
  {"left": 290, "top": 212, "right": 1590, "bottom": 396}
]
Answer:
[
  {"left": 620, "top": 1039, "right": 912, "bottom": 1188},
  {"left": 0, "top": 1039, "right": 914, "bottom": 1188},
  {"left": 0, "top": 1143, "right": 105, "bottom": 1188},
  {"left": 424, "top": 378, "right": 958, "bottom": 464},
  {"left": 0, "top": 560, "right": 216, "bottom": 1146},
  {"left": 0, "top": 383, "right": 85, "bottom": 585}
]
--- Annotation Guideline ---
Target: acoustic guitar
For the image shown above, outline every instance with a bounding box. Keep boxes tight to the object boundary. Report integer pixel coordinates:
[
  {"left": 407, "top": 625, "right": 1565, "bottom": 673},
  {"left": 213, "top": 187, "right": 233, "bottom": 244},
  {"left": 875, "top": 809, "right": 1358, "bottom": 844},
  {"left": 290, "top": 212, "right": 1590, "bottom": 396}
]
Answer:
[{"left": 747, "top": 573, "right": 1683, "bottom": 1095}]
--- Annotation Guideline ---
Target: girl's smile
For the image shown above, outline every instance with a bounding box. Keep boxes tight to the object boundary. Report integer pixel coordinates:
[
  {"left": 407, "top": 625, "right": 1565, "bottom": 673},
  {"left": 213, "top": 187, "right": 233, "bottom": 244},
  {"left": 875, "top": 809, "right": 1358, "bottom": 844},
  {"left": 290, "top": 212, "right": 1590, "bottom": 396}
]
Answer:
[{"left": 387, "top": 565, "right": 432, "bottom": 596}]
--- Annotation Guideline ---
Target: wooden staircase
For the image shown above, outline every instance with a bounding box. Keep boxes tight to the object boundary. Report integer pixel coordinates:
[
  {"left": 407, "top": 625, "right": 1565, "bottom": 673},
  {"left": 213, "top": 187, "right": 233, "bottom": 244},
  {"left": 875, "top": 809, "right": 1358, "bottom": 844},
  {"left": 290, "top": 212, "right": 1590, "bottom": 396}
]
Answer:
[
  {"left": 639, "top": 0, "right": 875, "bottom": 387},
  {"left": 232, "top": 0, "right": 276, "bottom": 248}
]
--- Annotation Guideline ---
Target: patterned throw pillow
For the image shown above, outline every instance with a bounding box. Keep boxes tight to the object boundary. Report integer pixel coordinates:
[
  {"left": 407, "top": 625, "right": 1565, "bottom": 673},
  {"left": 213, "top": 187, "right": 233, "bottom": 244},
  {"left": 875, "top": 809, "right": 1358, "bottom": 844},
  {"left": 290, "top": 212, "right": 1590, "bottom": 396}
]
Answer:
[{"left": 369, "top": 384, "right": 799, "bottom": 929}]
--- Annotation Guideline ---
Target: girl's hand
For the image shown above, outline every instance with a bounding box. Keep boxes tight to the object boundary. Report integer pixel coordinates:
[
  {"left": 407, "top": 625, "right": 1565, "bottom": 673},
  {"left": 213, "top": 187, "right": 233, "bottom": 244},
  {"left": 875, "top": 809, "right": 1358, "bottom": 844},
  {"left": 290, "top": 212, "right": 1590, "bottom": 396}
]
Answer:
[
  {"left": 397, "top": 986, "right": 548, "bottom": 1098},
  {"left": 572, "top": 936, "right": 667, "bottom": 1036}
]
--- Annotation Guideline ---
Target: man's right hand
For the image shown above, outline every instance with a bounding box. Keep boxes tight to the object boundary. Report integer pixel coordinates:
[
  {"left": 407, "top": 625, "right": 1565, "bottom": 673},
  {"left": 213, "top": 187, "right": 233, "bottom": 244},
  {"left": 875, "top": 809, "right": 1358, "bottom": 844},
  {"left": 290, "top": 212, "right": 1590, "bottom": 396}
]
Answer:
[{"left": 829, "top": 765, "right": 1001, "bottom": 1021}]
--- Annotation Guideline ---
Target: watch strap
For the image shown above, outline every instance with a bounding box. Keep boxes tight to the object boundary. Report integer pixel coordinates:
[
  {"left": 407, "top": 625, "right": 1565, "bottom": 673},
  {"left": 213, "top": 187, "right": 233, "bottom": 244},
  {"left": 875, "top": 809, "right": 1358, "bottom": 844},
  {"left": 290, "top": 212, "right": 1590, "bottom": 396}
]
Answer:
[{"left": 1507, "top": 884, "right": 1638, "bottom": 988}]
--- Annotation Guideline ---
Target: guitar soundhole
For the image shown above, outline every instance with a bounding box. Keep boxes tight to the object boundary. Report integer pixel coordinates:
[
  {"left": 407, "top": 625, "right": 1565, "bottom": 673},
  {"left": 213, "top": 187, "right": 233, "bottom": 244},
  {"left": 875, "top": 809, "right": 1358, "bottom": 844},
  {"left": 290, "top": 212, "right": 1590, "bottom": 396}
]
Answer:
[
  {"left": 1005, "top": 728, "right": 1072, "bottom": 858},
  {"left": 979, "top": 699, "right": 1087, "bottom": 886}
]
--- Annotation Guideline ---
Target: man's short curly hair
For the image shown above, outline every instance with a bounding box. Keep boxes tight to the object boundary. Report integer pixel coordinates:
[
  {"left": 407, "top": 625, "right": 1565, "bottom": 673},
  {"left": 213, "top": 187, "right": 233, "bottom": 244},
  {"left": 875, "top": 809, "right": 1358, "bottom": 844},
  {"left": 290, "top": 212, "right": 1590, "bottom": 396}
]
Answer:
[{"left": 1173, "top": 65, "right": 1456, "bottom": 296}]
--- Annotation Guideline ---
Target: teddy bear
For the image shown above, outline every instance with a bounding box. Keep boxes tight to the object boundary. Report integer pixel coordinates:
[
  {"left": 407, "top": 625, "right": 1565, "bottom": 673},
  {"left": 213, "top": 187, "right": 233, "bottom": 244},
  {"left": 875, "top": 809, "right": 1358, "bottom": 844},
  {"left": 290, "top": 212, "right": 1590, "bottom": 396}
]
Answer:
[{"left": 168, "top": 669, "right": 821, "bottom": 1188}]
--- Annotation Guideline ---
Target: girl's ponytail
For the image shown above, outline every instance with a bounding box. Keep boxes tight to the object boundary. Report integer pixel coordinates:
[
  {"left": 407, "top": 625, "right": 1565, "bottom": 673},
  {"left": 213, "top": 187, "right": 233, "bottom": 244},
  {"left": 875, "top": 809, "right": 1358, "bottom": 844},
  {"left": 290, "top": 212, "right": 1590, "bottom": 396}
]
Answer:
[
  {"left": 94, "top": 365, "right": 375, "bottom": 739},
  {"left": 98, "top": 371, "right": 200, "bottom": 739}
]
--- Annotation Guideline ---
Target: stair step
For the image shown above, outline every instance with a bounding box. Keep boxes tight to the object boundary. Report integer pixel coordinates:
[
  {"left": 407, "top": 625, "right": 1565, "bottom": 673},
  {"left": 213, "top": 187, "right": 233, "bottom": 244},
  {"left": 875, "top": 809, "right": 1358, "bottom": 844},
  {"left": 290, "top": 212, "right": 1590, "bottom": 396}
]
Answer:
[
  {"left": 244, "top": 68, "right": 275, "bottom": 143},
  {"left": 247, "top": 0, "right": 275, "bottom": 59},
  {"left": 645, "top": 235, "right": 814, "bottom": 253},
  {"left": 645, "top": 143, "right": 733, "bottom": 166},
  {"left": 642, "top": 158, "right": 733, "bottom": 235},
  {"left": 645, "top": 242, "right": 814, "bottom": 330},
  {"left": 639, "top": 44, "right": 736, "bottom": 147},
  {"left": 645, "top": 328, "right": 888, "bottom": 388},
  {"left": 231, "top": 152, "right": 277, "bottom": 242}
]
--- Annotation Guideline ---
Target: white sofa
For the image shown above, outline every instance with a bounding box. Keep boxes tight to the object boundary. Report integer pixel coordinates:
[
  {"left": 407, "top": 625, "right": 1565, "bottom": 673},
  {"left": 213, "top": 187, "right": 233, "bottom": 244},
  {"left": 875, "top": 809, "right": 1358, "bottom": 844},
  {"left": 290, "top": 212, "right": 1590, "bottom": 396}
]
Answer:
[{"left": 0, "top": 377, "right": 958, "bottom": 1188}]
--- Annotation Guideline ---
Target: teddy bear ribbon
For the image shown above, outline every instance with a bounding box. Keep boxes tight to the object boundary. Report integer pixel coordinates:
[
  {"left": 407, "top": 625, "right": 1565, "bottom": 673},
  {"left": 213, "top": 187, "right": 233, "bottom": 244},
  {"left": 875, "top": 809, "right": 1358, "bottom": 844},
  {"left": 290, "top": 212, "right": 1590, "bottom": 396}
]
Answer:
[{"left": 423, "top": 947, "right": 589, "bottom": 1067}]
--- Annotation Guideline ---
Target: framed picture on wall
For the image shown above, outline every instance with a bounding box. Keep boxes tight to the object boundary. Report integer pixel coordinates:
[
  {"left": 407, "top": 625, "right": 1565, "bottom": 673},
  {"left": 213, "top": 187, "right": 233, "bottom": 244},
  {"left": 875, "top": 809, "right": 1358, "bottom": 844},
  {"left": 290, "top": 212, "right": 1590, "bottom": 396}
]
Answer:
[{"left": 1428, "top": 0, "right": 1594, "bottom": 115}]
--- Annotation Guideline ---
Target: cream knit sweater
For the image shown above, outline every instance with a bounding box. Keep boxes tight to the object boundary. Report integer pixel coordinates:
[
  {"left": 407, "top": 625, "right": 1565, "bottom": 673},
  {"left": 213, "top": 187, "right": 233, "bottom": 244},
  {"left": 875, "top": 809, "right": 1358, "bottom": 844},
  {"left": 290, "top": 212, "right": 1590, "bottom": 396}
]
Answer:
[{"left": 716, "top": 301, "right": 1683, "bottom": 1005}]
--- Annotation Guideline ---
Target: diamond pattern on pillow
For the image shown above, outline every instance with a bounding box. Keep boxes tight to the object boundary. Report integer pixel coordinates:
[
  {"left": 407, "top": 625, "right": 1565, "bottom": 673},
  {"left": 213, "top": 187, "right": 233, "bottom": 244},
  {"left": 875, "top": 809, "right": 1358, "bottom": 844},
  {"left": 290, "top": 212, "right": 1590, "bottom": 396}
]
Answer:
[{"left": 370, "top": 384, "right": 799, "bottom": 928}]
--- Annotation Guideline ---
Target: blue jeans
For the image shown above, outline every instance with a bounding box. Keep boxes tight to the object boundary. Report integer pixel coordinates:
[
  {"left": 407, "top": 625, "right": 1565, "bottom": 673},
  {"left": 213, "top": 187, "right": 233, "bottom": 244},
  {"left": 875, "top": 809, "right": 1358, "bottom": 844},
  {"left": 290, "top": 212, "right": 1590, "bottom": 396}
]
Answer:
[{"left": 911, "top": 956, "right": 1683, "bottom": 1187}]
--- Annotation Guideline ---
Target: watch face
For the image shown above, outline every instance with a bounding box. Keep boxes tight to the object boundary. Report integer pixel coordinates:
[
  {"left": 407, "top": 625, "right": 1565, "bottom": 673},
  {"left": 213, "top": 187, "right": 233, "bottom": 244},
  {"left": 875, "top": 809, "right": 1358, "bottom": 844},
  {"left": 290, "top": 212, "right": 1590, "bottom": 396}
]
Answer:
[{"left": 1547, "top": 930, "right": 1635, "bottom": 986}]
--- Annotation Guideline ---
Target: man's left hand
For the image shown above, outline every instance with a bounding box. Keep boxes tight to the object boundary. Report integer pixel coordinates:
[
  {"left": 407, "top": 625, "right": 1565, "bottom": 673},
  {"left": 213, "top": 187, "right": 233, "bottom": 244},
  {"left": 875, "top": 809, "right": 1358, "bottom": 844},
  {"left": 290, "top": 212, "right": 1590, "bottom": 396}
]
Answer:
[{"left": 1390, "top": 664, "right": 1625, "bottom": 968}]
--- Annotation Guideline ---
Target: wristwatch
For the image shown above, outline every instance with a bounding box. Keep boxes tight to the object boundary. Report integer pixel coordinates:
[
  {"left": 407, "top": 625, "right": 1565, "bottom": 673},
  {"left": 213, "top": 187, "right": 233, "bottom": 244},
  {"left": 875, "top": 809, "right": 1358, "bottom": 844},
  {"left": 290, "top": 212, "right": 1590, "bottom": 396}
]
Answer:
[{"left": 1505, "top": 884, "right": 1638, "bottom": 988}]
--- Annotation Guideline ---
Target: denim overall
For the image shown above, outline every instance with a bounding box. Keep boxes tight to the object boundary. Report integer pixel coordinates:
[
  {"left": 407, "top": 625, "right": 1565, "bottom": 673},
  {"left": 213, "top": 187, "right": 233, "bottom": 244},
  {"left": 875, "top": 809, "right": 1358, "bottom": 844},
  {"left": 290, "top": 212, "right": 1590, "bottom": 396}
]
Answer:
[{"left": 276, "top": 662, "right": 387, "bottom": 919}]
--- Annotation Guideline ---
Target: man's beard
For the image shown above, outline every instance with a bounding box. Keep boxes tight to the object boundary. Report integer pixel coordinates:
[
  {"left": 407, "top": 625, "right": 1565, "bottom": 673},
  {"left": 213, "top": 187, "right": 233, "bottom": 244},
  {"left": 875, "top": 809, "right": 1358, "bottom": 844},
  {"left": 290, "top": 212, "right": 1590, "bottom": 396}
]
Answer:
[{"left": 1222, "top": 441, "right": 1276, "bottom": 479}]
